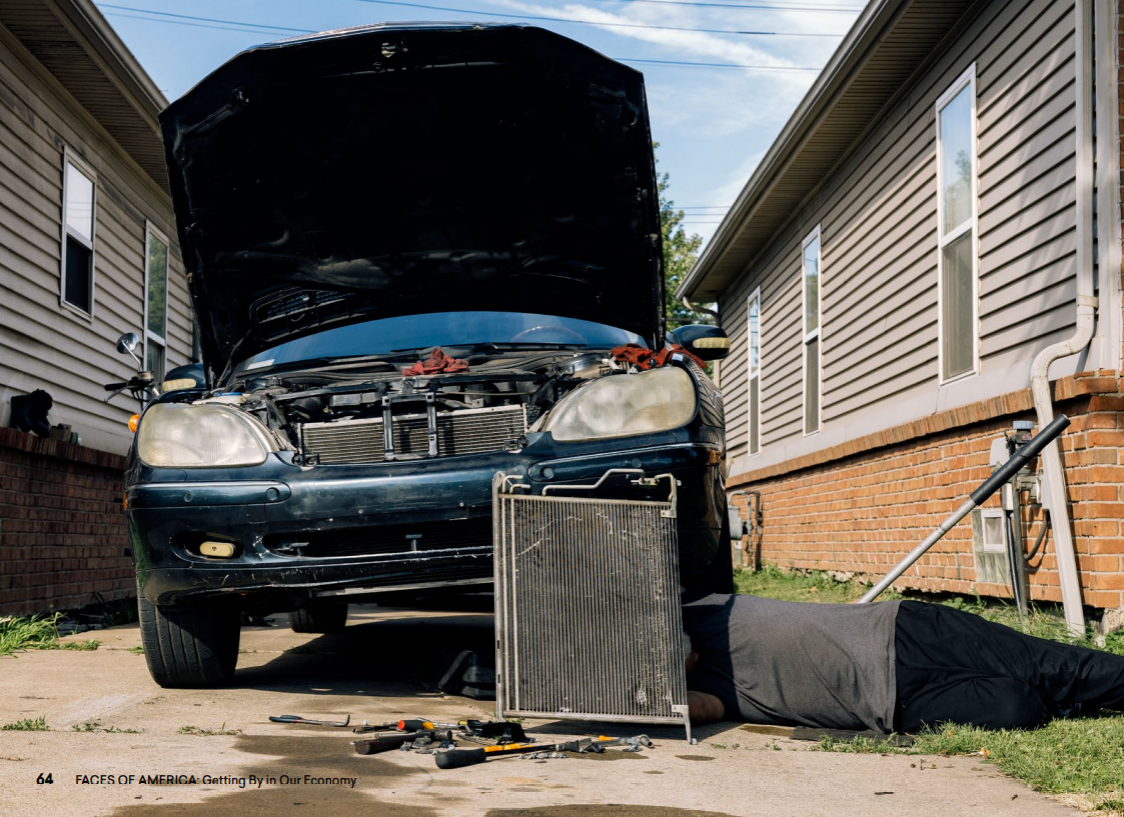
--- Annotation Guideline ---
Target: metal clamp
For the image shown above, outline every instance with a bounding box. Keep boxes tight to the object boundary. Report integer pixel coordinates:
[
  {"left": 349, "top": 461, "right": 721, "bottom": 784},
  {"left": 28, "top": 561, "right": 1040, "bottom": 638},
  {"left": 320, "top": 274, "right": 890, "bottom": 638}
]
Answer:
[{"left": 539, "top": 469, "right": 679, "bottom": 518}]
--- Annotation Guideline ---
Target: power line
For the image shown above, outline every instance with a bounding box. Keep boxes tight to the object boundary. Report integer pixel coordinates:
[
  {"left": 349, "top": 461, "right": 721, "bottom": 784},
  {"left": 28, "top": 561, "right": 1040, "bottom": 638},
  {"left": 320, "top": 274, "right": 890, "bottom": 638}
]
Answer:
[
  {"left": 348, "top": 0, "right": 848, "bottom": 36},
  {"left": 98, "top": 2, "right": 848, "bottom": 40},
  {"left": 98, "top": 6, "right": 315, "bottom": 34},
  {"left": 562, "top": 0, "right": 862, "bottom": 12},
  {"left": 93, "top": 5, "right": 827, "bottom": 71},
  {"left": 623, "top": 57, "right": 818, "bottom": 70}
]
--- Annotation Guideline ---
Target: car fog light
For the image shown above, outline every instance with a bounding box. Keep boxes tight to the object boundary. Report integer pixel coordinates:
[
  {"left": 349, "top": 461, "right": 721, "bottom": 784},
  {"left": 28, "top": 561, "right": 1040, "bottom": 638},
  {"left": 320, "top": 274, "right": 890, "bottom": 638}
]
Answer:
[{"left": 199, "top": 542, "right": 236, "bottom": 558}]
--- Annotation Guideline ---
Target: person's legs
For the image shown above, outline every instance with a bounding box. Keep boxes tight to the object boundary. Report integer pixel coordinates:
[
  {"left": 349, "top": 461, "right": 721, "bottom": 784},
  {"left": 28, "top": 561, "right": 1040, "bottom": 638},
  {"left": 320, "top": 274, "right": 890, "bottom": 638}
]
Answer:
[
  {"left": 897, "top": 675, "right": 1052, "bottom": 731},
  {"left": 894, "top": 601, "right": 1124, "bottom": 728}
]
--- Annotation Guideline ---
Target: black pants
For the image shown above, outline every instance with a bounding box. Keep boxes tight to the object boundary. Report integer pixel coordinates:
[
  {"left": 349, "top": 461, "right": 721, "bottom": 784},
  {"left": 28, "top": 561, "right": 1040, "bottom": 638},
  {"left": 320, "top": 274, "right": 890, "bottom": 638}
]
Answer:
[{"left": 893, "top": 601, "right": 1124, "bottom": 731}]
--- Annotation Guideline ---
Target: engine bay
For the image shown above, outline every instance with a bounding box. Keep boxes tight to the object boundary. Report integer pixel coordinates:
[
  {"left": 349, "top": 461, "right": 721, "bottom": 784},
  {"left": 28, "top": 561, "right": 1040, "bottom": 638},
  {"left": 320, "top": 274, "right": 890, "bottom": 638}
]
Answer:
[{"left": 193, "top": 350, "right": 619, "bottom": 465}]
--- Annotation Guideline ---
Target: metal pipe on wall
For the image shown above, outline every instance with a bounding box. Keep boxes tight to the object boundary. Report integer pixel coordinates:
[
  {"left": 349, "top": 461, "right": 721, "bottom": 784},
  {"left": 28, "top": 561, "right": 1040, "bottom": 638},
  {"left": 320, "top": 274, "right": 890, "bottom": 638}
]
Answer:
[{"left": 1026, "top": 0, "right": 1096, "bottom": 636}]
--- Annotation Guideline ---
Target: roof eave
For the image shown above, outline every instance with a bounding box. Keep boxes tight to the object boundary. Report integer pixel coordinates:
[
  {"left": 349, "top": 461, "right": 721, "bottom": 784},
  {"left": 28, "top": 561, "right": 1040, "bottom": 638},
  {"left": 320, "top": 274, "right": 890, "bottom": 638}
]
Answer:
[
  {"left": 678, "top": 0, "right": 909, "bottom": 301},
  {"left": 56, "top": 0, "right": 169, "bottom": 121}
]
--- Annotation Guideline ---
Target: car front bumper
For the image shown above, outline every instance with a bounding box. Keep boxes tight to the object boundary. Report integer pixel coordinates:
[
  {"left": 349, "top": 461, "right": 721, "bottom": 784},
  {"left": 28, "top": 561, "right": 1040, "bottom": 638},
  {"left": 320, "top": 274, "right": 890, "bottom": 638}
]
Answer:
[{"left": 127, "top": 439, "right": 724, "bottom": 606}]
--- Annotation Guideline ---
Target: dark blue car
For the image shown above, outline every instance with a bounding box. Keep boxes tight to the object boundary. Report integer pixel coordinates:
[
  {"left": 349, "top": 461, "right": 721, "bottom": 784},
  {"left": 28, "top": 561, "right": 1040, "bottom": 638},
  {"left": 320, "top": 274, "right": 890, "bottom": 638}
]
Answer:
[{"left": 127, "top": 22, "right": 732, "bottom": 687}]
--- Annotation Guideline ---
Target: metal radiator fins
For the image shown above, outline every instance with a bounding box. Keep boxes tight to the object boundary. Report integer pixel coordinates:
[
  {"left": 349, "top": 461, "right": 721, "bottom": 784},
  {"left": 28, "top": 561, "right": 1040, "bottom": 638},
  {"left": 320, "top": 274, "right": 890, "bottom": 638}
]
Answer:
[
  {"left": 494, "top": 472, "right": 691, "bottom": 740},
  {"left": 301, "top": 405, "right": 526, "bottom": 464}
]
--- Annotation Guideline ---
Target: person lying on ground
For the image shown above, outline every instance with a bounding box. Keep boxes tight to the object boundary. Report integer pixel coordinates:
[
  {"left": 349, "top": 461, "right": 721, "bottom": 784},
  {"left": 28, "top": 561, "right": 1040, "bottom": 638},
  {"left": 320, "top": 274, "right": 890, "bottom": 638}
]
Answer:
[{"left": 682, "top": 592, "right": 1124, "bottom": 732}]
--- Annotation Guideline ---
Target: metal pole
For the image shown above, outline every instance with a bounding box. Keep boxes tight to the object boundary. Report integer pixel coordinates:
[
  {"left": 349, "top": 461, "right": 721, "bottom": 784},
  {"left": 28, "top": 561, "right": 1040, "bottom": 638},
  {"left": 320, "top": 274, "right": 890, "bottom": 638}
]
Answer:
[{"left": 857, "top": 414, "right": 1070, "bottom": 604}]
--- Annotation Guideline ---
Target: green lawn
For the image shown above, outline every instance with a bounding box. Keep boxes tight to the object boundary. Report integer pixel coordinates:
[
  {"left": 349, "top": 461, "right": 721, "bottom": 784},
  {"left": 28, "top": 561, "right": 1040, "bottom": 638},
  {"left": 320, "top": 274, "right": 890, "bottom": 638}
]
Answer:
[{"left": 736, "top": 566, "right": 1124, "bottom": 814}]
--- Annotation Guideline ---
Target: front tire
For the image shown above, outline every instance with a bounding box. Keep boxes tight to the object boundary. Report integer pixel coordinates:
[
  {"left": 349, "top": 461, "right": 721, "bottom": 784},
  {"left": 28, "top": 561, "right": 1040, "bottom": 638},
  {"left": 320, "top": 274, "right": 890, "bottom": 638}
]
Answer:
[
  {"left": 288, "top": 602, "right": 348, "bottom": 633},
  {"left": 137, "top": 595, "right": 241, "bottom": 688}
]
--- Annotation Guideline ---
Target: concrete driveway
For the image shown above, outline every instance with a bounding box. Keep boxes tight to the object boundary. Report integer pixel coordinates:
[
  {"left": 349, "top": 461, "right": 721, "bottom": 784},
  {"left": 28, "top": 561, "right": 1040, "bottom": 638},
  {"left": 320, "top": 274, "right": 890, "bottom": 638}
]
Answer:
[{"left": 0, "top": 599, "right": 1077, "bottom": 816}]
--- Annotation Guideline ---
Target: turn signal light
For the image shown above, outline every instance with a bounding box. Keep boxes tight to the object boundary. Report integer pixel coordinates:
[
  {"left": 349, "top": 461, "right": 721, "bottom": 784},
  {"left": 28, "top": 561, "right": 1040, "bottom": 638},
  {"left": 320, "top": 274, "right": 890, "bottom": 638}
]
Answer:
[
  {"left": 199, "top": 542, "right": 236, "bottom": 558},
  {"left": 691, "top": 337, "right": 731, "bottom": 349},
  {"left": 128, "top": 414, "right": 140, "bottom": 433}
]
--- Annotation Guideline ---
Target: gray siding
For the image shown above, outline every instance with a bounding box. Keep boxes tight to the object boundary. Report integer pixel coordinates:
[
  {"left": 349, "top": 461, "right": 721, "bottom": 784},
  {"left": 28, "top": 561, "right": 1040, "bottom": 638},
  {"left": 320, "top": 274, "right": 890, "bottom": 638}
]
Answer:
[
  {"left": 720, "top": 0, "right": 1081, "bottom": 472},
  {"left": 0, "top": 29, "right": 191, "bottom": 455}
]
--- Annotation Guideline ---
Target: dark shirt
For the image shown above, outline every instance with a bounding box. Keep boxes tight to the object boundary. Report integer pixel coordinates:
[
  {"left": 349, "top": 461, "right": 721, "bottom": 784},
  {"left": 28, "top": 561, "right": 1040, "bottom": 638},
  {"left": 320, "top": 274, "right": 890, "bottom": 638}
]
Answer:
[{"left": 683, "top": 593, "right": 902, "bottom": 732}]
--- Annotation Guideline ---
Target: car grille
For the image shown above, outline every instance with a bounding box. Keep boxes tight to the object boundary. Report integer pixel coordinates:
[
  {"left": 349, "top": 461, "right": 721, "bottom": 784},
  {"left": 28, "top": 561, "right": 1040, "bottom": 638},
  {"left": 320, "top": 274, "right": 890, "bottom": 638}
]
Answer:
[
  {"left": 299, "top": 405, "right": 526, "bottom": 464},
  {"left": 264, "top": 517, "right": 493, "bottom": 559}
]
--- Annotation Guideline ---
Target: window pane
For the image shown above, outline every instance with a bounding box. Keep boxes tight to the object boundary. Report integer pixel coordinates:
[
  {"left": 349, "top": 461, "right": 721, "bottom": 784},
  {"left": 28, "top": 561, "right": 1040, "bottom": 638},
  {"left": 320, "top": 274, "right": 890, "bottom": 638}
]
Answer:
[
  {"left": 941, "top": 231, "right": 975, "bottom": 379},
  {"left": 748, "top": 296, "right": 760, "bottom": 376},
  {"left": 940, "top": 85, "right": 973, "bottom": 235},
  {"left": 64, "top": 235, "right": 92, "bottom": 312},
  {"left": 803, "top": 237, "right": 820, "bottom": 333},
  {"left": 146, "top": 340, "right": 166, "bottom": 382},
  {"left": 147, "top": 233, "right": 169, "bottom": 338},
  {"left": 749, "top": 376, "right": 760, "bottom": 455},
  {"left": 804, "top": 335, "right": 820, "bottom": 433},
  {"left": 65, "top": 163, "right": 94, "bottom": 243}
]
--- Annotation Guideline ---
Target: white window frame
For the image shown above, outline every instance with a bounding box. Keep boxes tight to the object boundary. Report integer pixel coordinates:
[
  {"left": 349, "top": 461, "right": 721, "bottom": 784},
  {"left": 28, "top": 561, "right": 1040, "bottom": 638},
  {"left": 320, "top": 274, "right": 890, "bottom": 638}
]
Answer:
[
  {"left": 801, "top": 226, "right": 823, "bottom": 436},
  {"left": 746, "top": 286, "right": 762, "bottom": 456},
  {"left": 935, "top": 63, "right": 980, "bottom": 385},
  {"left": 59, "top": 148, "right": 97, "bottom": 320},
  {"left": 143, "top": 222, "right": 171, "bottom": 380}
]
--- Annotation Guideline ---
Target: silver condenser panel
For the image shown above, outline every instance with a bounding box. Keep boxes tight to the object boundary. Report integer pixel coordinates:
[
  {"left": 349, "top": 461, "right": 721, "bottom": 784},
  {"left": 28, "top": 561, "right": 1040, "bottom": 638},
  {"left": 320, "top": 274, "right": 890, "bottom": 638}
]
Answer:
[{"left": 493, "top": 469, "right": 691, "bottom": 740}]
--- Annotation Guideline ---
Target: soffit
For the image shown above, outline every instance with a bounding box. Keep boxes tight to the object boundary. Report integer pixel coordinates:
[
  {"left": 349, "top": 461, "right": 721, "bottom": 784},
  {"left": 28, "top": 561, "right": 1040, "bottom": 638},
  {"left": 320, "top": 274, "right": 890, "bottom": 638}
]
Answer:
[{"left": 682, "top": 0, "right": 977, "bottom": 301}]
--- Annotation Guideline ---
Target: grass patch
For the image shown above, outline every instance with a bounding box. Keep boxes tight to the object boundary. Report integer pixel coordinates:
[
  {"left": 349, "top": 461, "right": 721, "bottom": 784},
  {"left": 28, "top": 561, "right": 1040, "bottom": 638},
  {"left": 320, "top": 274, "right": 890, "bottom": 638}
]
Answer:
[
  {"left": 127, "top": 646, "right": 144, "bottom": 654},
  {"left": 2, "top": 717, "right": 49, "bottom": 732},
  {"left": 177, "top": 724, "right": 241, "bottom": 737},
  {"left": 72, "top": 722, "right": 143, "bottom": 734},
  {"left": 741, "top": 565, "right": 1124, "bottom": 809},
  {"left": 0, "top": 614, "right": 99, "bottom": 655}
]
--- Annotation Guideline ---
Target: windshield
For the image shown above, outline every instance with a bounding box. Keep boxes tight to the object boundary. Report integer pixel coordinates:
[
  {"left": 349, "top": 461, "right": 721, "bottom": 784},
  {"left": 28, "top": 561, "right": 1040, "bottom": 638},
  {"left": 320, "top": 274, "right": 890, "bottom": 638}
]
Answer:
[{"left": 236, "top": 312, "right": 645, "bottom": 373}]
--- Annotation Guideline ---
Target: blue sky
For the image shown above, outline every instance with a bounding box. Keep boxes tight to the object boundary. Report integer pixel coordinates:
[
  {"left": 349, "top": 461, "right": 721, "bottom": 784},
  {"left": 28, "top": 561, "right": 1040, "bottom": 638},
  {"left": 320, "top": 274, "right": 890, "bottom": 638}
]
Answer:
[{"left": 94, "top": 0, "right": 862, "bottom": 246}]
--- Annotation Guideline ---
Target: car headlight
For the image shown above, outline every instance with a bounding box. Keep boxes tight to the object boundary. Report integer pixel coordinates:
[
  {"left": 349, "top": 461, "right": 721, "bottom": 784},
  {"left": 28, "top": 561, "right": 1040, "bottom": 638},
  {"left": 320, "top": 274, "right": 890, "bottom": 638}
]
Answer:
[
  {"left": 542, "top": 366, "right": 697, "bottom": 442},
  {"left": 137, "top": 403, "right": 274, "bottom": 467}
]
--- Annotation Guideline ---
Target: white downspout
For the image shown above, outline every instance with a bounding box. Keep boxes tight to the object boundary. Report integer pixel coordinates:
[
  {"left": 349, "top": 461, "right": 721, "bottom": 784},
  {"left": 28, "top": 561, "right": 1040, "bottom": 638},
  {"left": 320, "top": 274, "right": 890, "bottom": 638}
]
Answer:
[{"left": 1029, "top": 0, "right": 1096, "bottom": 636}]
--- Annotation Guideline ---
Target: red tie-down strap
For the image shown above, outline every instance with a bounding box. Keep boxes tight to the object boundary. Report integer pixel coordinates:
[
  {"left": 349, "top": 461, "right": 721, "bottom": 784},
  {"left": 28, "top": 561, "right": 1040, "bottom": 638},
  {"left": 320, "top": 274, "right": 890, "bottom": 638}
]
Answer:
[
  {"left": 404, "top": 348, "right": 469, "bottom": 376},
  {"left": 610, "top": 343, "right": 706, "bottom": 370}
]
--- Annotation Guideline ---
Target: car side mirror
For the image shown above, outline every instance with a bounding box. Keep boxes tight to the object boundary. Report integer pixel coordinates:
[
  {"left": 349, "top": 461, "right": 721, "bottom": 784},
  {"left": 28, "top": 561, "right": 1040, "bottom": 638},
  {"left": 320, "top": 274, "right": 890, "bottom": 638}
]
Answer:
[
  {"left": 115, "top": 332, "right": 142, "bottom": 366},
  {"left": 674, "top": 324, "right": 730, "bottom": 361}
]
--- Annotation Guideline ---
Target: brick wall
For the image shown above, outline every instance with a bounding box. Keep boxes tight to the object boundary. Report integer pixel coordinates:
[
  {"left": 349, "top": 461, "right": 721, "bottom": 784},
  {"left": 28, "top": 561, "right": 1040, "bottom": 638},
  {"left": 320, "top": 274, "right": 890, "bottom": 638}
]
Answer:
[
  {"left": 729, "top": 371, "right": 1124, "bottom": 610},
  {"left": 0, "top": 428, "right": 133, "bottom": 615}
]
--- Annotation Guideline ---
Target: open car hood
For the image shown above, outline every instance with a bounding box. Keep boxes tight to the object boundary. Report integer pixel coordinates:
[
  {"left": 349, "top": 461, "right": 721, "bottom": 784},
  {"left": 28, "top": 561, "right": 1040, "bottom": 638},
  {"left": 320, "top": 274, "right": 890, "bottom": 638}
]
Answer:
[{"left": 159, "top": 23, "right": 665, "bottom": 374}]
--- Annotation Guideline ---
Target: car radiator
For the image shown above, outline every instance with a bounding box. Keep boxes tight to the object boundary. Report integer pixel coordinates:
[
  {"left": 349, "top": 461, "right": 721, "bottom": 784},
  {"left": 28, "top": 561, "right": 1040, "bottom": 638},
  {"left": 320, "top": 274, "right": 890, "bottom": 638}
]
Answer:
[
  {"left": 299, "top": 404, "right": 526, "bottom": 464},
  {"left": 493, "top": 470, "right": 692, "bottom": 741}
]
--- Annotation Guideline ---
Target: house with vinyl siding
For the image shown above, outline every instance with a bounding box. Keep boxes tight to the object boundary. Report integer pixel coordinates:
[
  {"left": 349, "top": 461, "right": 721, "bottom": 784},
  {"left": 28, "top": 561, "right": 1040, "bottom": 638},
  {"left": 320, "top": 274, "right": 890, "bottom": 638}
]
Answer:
[
  {"left": 680, "top": 0, "right": 1124, "bottom": 616},
  {"left": 0, "top": 0, "right": 193, "bottom": 613}
]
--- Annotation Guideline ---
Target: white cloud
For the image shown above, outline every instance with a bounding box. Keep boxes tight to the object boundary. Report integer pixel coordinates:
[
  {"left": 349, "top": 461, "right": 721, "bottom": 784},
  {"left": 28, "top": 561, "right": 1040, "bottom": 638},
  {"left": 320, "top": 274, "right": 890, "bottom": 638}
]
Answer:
[{"left": 488, "top": 0, "right": 815, "bottom": 69}]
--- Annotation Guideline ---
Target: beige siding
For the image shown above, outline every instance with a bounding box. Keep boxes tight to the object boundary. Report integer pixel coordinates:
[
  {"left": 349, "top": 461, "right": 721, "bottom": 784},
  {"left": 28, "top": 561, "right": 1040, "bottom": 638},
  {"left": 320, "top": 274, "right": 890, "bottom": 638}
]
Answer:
[
  {"left": 0, "top": 30, "right": 190, "bottom": 455},
  {"left": 720, "top": 0, "right": 1079, "bottom": 470}
]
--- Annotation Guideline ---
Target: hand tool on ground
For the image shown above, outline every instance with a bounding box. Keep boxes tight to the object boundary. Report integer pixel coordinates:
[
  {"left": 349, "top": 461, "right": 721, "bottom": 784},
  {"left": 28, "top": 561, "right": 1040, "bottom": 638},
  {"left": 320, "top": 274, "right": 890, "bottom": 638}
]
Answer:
[
  {"left": 353, "top": 728, "right": 455, "bottom": 755},
  {"left": 461, "top": 719, "right": 529, "bottom": 744},
  {"left": 269, "top": 714, "right": 350, "bottom": 727},
  {"left": 435, "top": 736, "right": 620, "bottom": 769},
  {"left": 582, "top": 734, "right": 653, "bottom": 753},
  {"left": 352, "top": 721, "right": 401, "bottom": 734}
]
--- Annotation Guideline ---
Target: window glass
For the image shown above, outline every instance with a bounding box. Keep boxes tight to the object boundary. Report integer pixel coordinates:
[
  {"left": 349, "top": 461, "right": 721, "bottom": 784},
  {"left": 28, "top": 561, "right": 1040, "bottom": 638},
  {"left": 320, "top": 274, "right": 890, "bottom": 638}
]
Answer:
[
  {"left": 147, "top": 233, "right": 168, "bottom": 339},
  {"left": 748, "top": 292, "right": 761, "bottom": 455},
  {"left": 941, "top": 232, "right": 974, "bottom": 379},
  {"left": 146, "top": 340, "right": 165, "bottom": 382},
  {"left": 65, "top": 163, "right": 94, "bottom": 244},
  {"left": 803, "top": 237, "right": 820, "bottom": 333},
  {"left": 804, "top": 335, "right": 820, "bottom": 434},
  {"left": 748, "top": 296, "right": 760, "bottom": 376},
  {"left": 64, "top": 238, "right": 92, "bottom": 312},
  {"left": 940, "top": 86, "right": 973, "bottom": 235},
  {"left": 749, "top": 377, "right": 759, "bottom": 454}
]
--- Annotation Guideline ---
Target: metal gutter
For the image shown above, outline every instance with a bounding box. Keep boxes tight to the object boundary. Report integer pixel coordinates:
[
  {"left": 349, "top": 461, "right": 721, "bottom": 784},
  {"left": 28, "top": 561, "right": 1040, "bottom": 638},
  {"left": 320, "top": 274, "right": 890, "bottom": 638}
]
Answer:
[{"left": 1029, "top": 0, "right": 1098, "bottom": 636}]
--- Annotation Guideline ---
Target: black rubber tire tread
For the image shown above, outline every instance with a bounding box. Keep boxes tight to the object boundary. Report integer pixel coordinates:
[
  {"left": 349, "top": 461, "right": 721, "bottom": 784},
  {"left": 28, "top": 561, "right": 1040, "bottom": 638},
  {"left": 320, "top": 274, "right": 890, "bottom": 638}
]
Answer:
[
  {"left": 288, "top": 602, "right": 348, "bottom": 633},
  {"left": 138, "top": 595, "right": 241, "bottom": 688}
]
